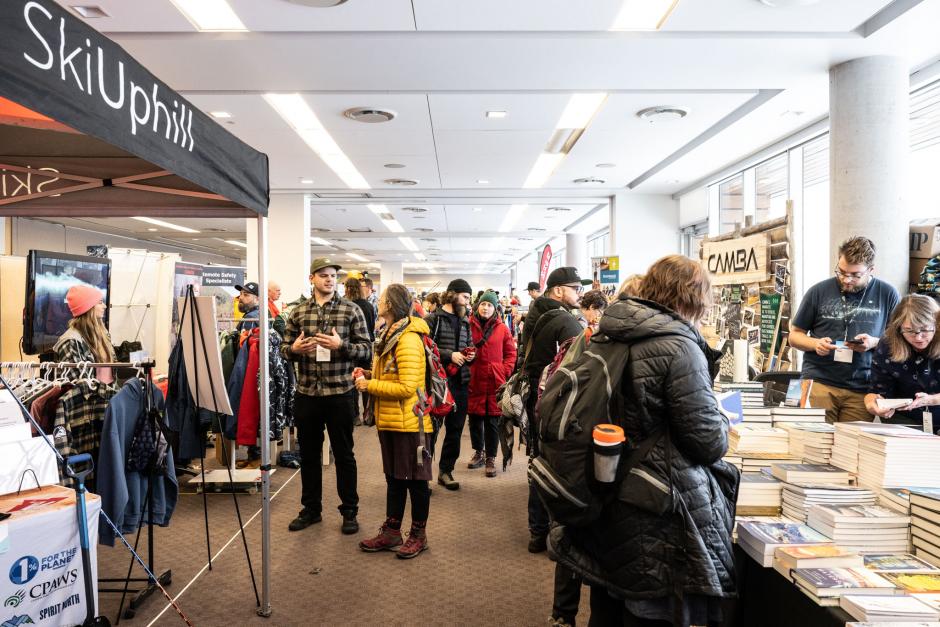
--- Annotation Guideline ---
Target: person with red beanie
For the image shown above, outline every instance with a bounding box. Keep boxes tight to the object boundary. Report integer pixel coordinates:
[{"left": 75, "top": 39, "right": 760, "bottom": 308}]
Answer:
[{"left": 53, "top": 284, "right": 114, "bottom": 382}]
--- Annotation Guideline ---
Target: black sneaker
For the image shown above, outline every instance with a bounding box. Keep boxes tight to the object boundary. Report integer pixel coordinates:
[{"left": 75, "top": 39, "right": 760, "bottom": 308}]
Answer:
[
  {"left": 528, "top": 532, "right": 548, "bottom": 553},
  {"left": 288, "top": 510, "right": 322, "bottom": 532},
  {"left": 437, "top": 471, "right": 460, "bottom": 491},
  {"left": 341, "top": 513, "right": 359, "bottom": 535}
]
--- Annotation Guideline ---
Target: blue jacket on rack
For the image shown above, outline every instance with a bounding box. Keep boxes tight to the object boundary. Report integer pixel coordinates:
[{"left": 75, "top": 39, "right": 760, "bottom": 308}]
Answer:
[{"left": 97, "top": 378, "right": 179, "bottom": 546}]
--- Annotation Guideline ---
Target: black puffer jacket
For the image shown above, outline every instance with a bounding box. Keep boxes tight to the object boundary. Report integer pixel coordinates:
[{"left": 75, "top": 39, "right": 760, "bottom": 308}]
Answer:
[
  {"left": 426, "top": 308, "right": 472, "bottom": 387},
  {"left": 551, "top": 296, "right": 738, "bottom": 601},
  {"left": 522, "top": 296, "right": 583, "bottom": 380}
]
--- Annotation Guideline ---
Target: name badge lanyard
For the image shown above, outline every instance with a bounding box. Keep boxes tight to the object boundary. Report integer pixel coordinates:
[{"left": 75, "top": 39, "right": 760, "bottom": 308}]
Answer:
[{"left": 840, "top": 281, "right": 872, "bottom": 342}]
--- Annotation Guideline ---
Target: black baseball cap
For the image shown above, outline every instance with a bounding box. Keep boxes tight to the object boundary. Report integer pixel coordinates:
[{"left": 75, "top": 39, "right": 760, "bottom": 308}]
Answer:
[
  {"left": 235, "top": 282, "right": 259, "bottom": 296},
  {"left": 526, "top": 281, "right": 541, "bottom": 291},
  {"left": 545, "top": 267, "right": 591, "bottom": 289}
]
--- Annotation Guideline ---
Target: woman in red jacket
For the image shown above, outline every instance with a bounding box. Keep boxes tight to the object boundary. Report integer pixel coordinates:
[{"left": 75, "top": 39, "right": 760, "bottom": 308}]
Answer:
[{"left": 467, "top": 291, "right": 517, "bottom": 477}]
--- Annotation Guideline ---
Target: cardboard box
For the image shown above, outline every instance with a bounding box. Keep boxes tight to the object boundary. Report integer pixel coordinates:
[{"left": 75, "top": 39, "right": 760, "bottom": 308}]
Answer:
[
  {"left": 910, "top": 220, "right": 940, "bottom": 259},
  {"left": 911, "top": 258, "right": 927, "bottom": 290}
]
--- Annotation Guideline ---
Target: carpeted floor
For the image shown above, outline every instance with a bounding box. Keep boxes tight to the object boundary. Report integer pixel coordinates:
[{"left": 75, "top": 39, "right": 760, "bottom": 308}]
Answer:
[{"left": 96, "top": 425, "right": 590, "bottom": 626}]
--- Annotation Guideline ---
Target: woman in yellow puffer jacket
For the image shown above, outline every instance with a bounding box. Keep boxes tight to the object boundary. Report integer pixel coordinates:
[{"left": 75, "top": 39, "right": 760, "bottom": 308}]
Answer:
[{"left": 355, "top": 283, "right": 432, "bottom": 559}]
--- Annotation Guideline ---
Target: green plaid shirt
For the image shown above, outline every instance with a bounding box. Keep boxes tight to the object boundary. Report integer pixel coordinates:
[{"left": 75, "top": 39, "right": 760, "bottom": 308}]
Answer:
[{"left": 280, "top": 293, "right": 372, "bottom": 397}]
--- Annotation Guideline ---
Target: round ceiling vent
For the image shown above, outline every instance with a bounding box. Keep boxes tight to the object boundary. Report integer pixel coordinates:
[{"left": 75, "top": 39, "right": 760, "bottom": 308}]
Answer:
[
  {"left": 283, "top": 0, "right": 349, "bottom": 6},
  {"left": 636, "top": 106, "right": 690, "bottom": 122},
  {"left": 419, "top": 238, "right": 436, "bottom": 242},
  {"left": 402, "top": 207, "right": 427, "bottom": 213},
  {"left": 344, "top": 107, "right": 396, "bottom": 123},
  {"left": 384, "top": 163, "right": 406, "bottom": 169},
  {"left": 573, "top": 177, "right": 606, "bottom": 185},
  {"left": 311, "top": 227, "right": 330, "bottom": 233},
  {"left": 414, "top": 227, "right": 433, "bottom": 232},
  {"left": 528, "top": 227, "right": 546, "bottom": 232},
  {"left": 384, "top": 178, "right": 418, "bottom": 186},
  {"left": 547, "top": 206, "right": 571, "bottom": 212}
]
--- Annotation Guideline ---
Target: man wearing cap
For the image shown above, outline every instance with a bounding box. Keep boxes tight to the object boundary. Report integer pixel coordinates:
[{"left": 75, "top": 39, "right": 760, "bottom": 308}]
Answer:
[
  {"left": 425, "top": 278, "right": 476, "bottom": 490},
  {"left": 281, "top": 258, "right": 372, "bottom": 534},
  {"left": 234, "top": 281, "right": 261, "bottom": 332},
  {"left": 526, "top": 281, "right": 542, "bottom": 303},
  {"left": 523, "top": 267, "right": 589, "bottom": 551}
]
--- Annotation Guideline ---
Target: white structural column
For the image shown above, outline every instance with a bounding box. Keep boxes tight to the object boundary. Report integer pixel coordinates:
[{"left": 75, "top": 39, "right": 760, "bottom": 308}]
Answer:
[
  {"left": 610, "top": 193, "right": 680, "bottom": 277},
  {"left": 246, "top": 194, "right": 310, "bottom": 296},
  {"left": 565, "top": 232, "right": 589, "bottom": 276},
  {"left": 829, "top": 56, "right": 909, "bottom": 290},
  {"left": 380, "top": 261, "right": 404, "bottom": 288}
]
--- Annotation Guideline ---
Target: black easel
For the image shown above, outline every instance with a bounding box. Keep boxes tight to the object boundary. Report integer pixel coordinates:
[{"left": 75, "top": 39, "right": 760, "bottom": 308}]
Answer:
[
  {"left": 177, "top": 285, "right": 259, "bottom": 605},
  {"left": 94, "top": 362, "right": 173, "bottom": 622}
]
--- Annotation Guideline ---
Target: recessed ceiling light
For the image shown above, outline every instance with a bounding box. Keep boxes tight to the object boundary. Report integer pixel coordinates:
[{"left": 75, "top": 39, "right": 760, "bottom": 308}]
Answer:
[
  {"left": 299, "top": 178, "right": 314, "bottom": 184},
  {"left": 472, "top": 207, "right": 483, "bottom": 213},
  {"left": 344, "top": 107, "right": 397, "bottom": 123},
  {"left": 169, "top": 0, "right": 247, "bottom": 31},
  {"left": 147, "top": 228, "right": 158, "bottom": 232},
  {"left": 596, "top": 162, "right": 617, "bottom": 168},
  {"left": 71, "top": 5, "right": 109, "bottom": 18},
  {"left": 225, "top": 240, "right": 248, "bottom": 248},
  {"left": 209, "top": 111, "right": 232, "bottom": 119},
  {"left": 131, "top": 216, "right": 199, "bottom": 234},
  {"left": 486, "top": 111, "right": 508, "bottom": 119},
  {"left": 384, "top": 163, "right": 406, "bottom": 169},
  {"left": 611, "top": 0, "right": 679, "bottom": 30},
  {"left": 384, "top": 178, "right": 419, "bottom": 186},
  {"left": 636, "top": 106, "right": 690, "bottom": 121},
  {"left": 399, "top": 237, "right": 420, "bottom": 252},
  {"left": 573, "top": 177, "right": 606, "bottom": 185},
  {"left": 414, "top": 227, "right": 433, "bottom": 232},
  {"left": 477, "top": 179, "right": 490, "bottom": 185}
]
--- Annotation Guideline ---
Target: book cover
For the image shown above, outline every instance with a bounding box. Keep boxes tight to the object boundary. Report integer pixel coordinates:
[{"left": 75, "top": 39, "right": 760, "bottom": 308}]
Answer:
[
  {"left": 738, "top": 521, "right": 831, "bottom": 547},
  {"left": 882, "top": 572, "right": 940, "bottom": 594},
  {"left": 779, "top": 545, "right": 857, "bottom": 559},
  {"left": 810, "top": 504, "right": 910, "bottom": 522},
  {"left": 864, "top": 553, "right": 940, "bottom": 573},
  {"left": 794, "top": 567, "right": 895, "bottom": 591}
]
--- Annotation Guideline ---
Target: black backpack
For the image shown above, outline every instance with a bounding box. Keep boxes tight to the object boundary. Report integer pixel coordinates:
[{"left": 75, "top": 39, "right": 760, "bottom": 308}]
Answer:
[{"left": 528, "top": 332, "right": 669, "bottom": 527}]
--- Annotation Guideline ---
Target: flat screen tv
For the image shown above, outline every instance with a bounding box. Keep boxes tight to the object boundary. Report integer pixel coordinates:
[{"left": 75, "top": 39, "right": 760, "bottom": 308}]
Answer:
[{"left": 23, "top": 250, "right": 112, "bottom": 356}]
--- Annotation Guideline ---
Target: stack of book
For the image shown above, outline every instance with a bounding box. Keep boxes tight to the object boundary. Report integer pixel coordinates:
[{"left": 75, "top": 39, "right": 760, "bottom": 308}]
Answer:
[
  {"left": 857, "top": 429, "right": 940, "bottom": 489},
  {"left": 863, "top": 552, "right": 940, "bottom": 575},
  {"left": 773, "top": 545, "right": 862, "bottom": 579},
  {"left": 831, "top": 422, "right": 924, "bottom": 475},
  {"left": 732, "top": 515, "right": 789, "bottom": 543},
  {"left": 736, "top": 520, "right": 831, "bottom": 567},
  {"left": 772, "top": 406, "right": 827, "bottom": 425},
  {"left": 742, "top": 407, "right": 773, "bottom": 424},
  {"left": 717, "top": 382, "right": 765, "bottom": 407},
  {"left": 738, "top": 473, "right": 783, "bottom": 515},
  {"left": 781, "top": 483, "right": 877, "bottom": 523},
  {"left": 880, "top": 571, "right": 940, "bottom": 595},
  {"left": 880, "top": 487, "right": 913, "bottom": 514},
  {"left": 729, "top": 425, "right": 790, "bottom": 456},
  {"left": 791, "top": 567, "right": 897, "bottom": 606},
  {"left": 839, "top": 595, "right": 939, "bottom": 622},
  {"left": 771, "top": 463, "right": 852, "bottom": 485},
  {"left": 807, "top": 504, "right": 911, "bottom": 553},
  {"left": 779, "top": 422, "right": 835, "bottom": 464},
  {"left": 910, "top": 489, "right": 940, "bottom": 567}
]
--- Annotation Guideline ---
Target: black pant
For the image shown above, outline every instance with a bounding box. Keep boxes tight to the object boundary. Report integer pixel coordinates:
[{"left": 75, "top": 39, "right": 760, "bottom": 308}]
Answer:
[
  {"left": 438, "top": 382, "right": 469, "bottom": 473},
  {"left": 588, "top": 587, "right": 671, "bottom": 627},
  {"left": 526, "top": 378, "right": 550, "bottom": 533},
  {"left": 468, "top": 414, "right": 499, "bottom": 457},
  {"left": 553, "top": 563, "right": 583, "bottom": 623},
  {"left": 386, "top": 475, "right": 430, "bottom": 522},
  {"left": 294, "top": 390, "right": 359, "bottom": 517}
]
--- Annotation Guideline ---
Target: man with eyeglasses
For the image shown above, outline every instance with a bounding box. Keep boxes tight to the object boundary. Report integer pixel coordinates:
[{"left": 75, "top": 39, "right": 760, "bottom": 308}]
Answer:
[{"left": 790, "top": 236, "right": 900, "bottom": 423}]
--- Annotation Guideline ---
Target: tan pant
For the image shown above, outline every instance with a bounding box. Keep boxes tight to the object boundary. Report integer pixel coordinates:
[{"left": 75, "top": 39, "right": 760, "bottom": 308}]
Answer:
[{"left": 808, "top": 380, "right": 873, "bottom": 424}]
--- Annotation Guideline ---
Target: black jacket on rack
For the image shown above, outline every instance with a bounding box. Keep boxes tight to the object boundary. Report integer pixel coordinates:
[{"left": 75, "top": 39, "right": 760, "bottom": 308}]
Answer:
[{"left": 165, "top": 340, "right": 214, "bottom": 461}]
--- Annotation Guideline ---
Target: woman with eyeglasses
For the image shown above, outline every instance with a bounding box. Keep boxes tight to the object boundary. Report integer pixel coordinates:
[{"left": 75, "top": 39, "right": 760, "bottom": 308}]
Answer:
[{"left": 865, "top": 294, "right": 940, "bottom": 432}]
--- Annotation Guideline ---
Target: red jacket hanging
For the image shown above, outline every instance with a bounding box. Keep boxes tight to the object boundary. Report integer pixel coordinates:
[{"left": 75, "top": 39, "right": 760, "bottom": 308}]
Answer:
[
  {"left": 468, "top": 314, "right": 517, "bottom": 416},
  {"left": 236, "top": 333, "right": 261, "bottom": 446}
]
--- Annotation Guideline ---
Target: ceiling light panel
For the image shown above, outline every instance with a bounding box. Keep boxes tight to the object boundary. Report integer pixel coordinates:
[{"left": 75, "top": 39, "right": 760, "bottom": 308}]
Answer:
[
  {"left": 399, "top": 237, "right": 419, "bottom": 252},
  {"left": 556, "top": 93, "right": 609, "bottom": 130},
  {"left": 311, "top": 237, "right": 333, "bottom": 246},
  {"left": 611, "top": 0, "right": 679, "bottom": 30},
  {"left": 131, "top": 217, "right": 199, "bottom": 234},
  {"left": 348, "top": 253, "right": 370, "bottom": 262},
  {"left": 523, "top": 153, "right": 564, "bottom": 189},
  {"left": 169, "top": 0, "right": 248, "bottom": 31},
  {"left": 263, "top": 94, "right": 369, "bottom": 189},
  {"left": 225, "top": 239, "right": 248, "bottom": 248},
  {"left": 498, "top": 205, "right": 527, "bottom": 233}
]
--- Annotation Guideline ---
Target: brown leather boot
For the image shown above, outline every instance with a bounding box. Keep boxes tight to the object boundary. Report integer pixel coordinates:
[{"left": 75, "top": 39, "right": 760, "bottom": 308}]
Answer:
[
  {"left": 397, "top": 522, "right": 428, "bottom": 559},
  {"left": 485, "top": 456, "right": 497, "bottom": 477},
  {"left": 467, "top": 450, "right": 485, "bottom": 469},
  {"left": 359, "top": 519, "right": 403, "bottom": 552}
]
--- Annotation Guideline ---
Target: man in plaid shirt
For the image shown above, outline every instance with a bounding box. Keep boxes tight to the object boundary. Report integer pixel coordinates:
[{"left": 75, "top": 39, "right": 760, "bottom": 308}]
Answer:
[{"left": 281, "top": 257, "right": 372, "bottom": 534}]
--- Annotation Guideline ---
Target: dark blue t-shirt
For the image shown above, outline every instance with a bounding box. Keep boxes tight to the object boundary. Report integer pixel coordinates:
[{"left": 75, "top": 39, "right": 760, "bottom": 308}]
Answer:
[
  {"left": 869, "top": 340, "right": 940, "bottom": 431},
  {"left": 791, "top": 277, "right": 899, "bottom": 392}
]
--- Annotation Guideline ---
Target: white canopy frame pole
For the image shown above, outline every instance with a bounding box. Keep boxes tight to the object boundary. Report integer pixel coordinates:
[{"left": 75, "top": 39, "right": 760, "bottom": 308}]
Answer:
[{"left": 256, "top": 215, "right": 273, "bottom": 618}]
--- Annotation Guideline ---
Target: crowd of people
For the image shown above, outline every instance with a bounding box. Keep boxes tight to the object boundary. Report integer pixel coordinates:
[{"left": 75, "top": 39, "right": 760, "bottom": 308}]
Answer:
[{"left": 46, "top": 235, "right": 915, "bottom": 625}]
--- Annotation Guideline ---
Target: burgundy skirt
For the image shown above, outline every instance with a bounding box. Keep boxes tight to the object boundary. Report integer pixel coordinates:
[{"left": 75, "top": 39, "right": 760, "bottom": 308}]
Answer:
[{"left": 378, "top": 430, "right": 433, "bottom": 482}]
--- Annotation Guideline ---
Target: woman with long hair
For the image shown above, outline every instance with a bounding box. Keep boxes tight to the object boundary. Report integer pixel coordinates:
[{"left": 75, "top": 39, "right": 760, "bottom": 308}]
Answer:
[
  {"left": 54, "top": 284, "right": 114, "bottom": 382},
  {"left": 866, "top": 294, "right": 940, "bottom": 430},
  {"left": 355, "top": 284, "right": 433, "bottom": 559},
  {"left": 553, "top": 255, "right": 736, "bottom": 627},
  {"left": 466, "top": 291, "right": 516, "bottom": 476}
]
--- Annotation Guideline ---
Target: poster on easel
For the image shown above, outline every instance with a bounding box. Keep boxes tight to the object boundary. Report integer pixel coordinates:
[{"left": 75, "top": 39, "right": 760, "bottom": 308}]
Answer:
[{"left": 178, "top": 295, "right": 232, "bottom": 416}]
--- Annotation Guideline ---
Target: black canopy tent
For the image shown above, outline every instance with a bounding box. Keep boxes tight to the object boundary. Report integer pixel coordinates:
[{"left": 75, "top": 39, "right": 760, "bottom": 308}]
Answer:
[{"left": 0, "top": 0, "right": 275, "bottom": 618}]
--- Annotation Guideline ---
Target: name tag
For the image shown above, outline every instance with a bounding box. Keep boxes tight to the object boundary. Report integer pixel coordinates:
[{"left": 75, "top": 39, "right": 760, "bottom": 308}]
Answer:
[
  {"left": 316, "top": 345, "right": 331, "bottom": 362},
  {"left": 925, "top": 411, "right": 934, "bottom": 435},
  {"left": 833, "top": 346, "right": 853, "bottom": 363}
]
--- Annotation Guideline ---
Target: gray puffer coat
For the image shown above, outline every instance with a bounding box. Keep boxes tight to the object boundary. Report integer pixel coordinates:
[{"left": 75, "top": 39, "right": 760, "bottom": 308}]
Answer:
[{"left": 550, "top": 296, "right": 738, "bottom": 601}]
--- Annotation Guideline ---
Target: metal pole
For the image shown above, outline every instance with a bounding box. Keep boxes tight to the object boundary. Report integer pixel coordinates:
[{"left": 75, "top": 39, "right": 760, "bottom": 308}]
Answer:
[{"left": 257, "top": 215, "right": 273, "bottom": 618}]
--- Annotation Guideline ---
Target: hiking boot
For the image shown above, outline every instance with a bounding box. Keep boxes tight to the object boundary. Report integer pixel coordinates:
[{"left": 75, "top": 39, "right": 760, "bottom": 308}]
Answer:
[
  {"left": 437, "top": 471, "right": 460, "bottom": 491},
  {"left": 528, "top": 532, "right": 547, "bottom": 553},
  {"left": 341, "top": 512, "right": 360, "bottom": 535},
  {"left": 359, "top": 519, "right": 402, "bottom": 552},
  {"left": 288, "top": 509, "right": 321, "bottom": 532},
  {"left": 485, "top": 457, "right": 497, "bottom": 477},
  {"left": 548, "top": 615, "right": 575, "bottom": 627},
  {"left": 467, "top": 450, "right": 485, "bottom": 469},
  {"left": 397, "top": 524, "right": 428, "bottom": 559}
]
